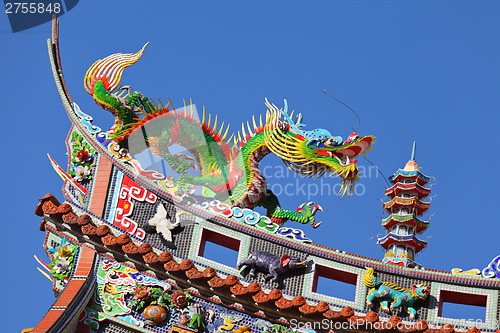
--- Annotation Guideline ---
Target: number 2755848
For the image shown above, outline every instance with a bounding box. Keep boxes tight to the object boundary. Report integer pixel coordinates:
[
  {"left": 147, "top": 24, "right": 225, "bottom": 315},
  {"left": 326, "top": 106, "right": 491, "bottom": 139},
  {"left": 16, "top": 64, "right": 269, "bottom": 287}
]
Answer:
[{"left": 5, "top": 2, "right": 61, "bottom": 14}]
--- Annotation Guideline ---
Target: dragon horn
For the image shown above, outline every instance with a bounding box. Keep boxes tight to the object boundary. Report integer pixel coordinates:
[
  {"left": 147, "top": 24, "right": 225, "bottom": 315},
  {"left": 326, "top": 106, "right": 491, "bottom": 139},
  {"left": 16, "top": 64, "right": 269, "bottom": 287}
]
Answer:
[
  {"left": 281, "top": 99, "right": 296, "bottom": 130},
  {"left": 119, "top": 85, "right": 133, "bottom": 95},
  {"left": 296, "top": 113, "right": 303, "bottom": 126}
]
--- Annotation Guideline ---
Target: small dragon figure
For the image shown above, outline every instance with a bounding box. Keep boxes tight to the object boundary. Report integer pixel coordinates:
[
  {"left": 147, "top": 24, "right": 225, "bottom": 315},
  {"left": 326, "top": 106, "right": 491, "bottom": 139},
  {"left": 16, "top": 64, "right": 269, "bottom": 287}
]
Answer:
[
  {"left": 363, "top": 267, "right": 429, "bottom": 319},
  {"left": 84, "top": 45, "right": 374, "bottom": 228}
]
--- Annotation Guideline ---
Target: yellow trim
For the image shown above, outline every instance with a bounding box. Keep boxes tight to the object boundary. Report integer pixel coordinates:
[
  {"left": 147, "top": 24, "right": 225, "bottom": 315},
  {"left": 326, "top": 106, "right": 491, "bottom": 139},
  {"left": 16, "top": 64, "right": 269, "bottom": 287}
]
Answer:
[
  {"left": 36, "top": 267, "right": 53, "bottom": 282},
  {"left": 399, "top": 252, "right": 415, "bottom": 260},
  {"left": 84, "top": 43, "right": 149, "bottom": 94}
]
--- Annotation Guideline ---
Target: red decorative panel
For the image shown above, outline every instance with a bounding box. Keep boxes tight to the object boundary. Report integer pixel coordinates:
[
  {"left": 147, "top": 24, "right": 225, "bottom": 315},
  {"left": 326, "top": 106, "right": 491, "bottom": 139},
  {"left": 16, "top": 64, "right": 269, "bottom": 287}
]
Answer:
[{"left": 113, "top": 175, "right": 157, "bottom": 240}]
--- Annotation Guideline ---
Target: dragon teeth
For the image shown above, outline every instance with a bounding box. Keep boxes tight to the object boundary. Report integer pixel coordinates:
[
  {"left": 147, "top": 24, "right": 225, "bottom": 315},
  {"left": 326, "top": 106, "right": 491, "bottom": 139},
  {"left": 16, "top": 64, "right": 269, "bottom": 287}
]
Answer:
[{"left": 333, "top": 155, "right": 348, "bottom": 166}]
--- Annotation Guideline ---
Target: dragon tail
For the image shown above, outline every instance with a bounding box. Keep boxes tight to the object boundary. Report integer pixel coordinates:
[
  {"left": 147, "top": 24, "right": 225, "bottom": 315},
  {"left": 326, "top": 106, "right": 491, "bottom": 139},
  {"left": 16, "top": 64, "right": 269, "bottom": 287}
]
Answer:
[
  {"left": 84, "top": 43, "right": 149, "bottom": 95},
  {"left": 362, "top": 267, "right": 383, "bottom": 288}
]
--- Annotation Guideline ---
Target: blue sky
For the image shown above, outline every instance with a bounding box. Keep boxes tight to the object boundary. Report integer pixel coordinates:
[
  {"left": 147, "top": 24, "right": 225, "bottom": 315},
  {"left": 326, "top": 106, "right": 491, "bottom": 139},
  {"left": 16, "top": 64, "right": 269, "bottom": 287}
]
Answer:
[{"left": 2, "top": 1, "right": 500, "bottom": 331}]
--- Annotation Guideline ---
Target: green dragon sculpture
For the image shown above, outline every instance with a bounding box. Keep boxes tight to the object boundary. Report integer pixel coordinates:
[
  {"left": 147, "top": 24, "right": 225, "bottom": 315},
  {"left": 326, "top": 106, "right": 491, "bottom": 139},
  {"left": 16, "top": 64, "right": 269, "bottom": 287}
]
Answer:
[{"left": 84, "top": 44, "right": 374, "bottom": 228}]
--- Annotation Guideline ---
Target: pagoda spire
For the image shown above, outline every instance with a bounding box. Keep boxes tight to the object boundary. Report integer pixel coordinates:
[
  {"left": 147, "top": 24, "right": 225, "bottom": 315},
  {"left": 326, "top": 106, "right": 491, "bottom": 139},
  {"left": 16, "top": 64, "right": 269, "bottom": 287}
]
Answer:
[
  {"left": 410, "top": 141, "right": 416, "bottom": 161},
  {"left": 377, "top": 142, "right": 432, "bottom": 268}
]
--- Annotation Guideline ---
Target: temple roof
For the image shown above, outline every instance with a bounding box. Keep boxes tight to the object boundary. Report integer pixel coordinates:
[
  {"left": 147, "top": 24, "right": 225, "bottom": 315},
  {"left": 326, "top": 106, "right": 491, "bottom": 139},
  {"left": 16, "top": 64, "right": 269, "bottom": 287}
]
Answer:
[
  {"left": 381, "top": 214, "right": 429, "bottom": 233},
  {"left": 37, "top": 18, "right": 500, "bottom": 332},
  {"left": 383, "top": 196, "right": 431, "bottom": 216},
  {"left": 377, "top": 233, "right": 427, "bottom": 253},
  {"left": 389, "top": 170, "right": 431, "bottom": 186},
  {"left": 388, "top": 142, "right": 431, "bottom": 186},
  {"left": 384, "top": 182, "right": 431, "bottom": 200}
]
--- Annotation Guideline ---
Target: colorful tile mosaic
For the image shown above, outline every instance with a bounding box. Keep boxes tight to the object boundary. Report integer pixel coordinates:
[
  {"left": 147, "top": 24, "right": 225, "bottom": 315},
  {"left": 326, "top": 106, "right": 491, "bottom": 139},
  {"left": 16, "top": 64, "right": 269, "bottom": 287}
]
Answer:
[{"left": 34, "top": 16, "right": 500, "bottom": 333}]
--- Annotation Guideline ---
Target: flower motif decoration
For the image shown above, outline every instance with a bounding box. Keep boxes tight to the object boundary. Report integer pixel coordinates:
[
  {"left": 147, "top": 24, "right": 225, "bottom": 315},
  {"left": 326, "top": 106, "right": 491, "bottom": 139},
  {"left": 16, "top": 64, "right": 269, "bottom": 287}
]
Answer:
[
  {"left": 55, "top": 244, "right": 73, "bottom": 259},
  {"left": 76, "top": 149, "right": 90, "bottom": 162},
  {"left": 128, "top": 285, "right": 169, "bottom": 313},
  {"left": 48, "top": 237, "right": 78, "bottom": 280},
  {"left": 54, "top": 258, "right": 71, "bottom": 274},
  {"left": 127, "top": 286, "right": 195, "bottom": 326},
  {"left": 69, "top": 131, "right": 95, "bottom": 182},
  {"left": 49, "top": 237, "right": 77, "bottom": 259},
  {"left": 73, "top": 165, "right": 91, "bottom": 182},
  {"left": 134, "top": 286, "right": 151, "bottom": 302},
  {"left": 171, "top": 290, "right": 188, "bottom": 308}
]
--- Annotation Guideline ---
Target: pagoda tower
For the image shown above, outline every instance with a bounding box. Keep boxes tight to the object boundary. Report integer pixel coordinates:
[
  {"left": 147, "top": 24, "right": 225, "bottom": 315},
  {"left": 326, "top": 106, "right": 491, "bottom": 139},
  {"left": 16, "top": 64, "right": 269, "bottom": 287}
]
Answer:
[{"left": 377, "top": 142, "right": 432, "bottom": 268}]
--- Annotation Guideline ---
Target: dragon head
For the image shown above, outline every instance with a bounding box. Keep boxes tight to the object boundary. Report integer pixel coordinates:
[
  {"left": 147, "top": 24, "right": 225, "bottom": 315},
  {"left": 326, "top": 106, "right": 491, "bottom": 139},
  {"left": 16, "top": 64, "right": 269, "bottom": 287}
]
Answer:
[
  {"left": 412, "top": 283, "right": 430, "bottom": 299},
  {"left": 264, "top": 99, "right": 374, "bottom": 197}
]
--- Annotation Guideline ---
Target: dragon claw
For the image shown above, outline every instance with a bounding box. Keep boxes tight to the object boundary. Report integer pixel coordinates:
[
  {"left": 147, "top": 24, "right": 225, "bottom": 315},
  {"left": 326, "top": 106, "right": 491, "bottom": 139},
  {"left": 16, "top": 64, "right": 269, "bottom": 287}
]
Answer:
[
  {"left": 311, "top": 204, "right": 323, "bottom": 215},
  {"left": 299, "top": 202, "right": 321, "bottom": 216},
  {"left": 296, "top": 201, "right": 324, "bottom": 228},
  {"left": 172, "top": 153, "right": 198, "bottom": 172},
  {"left": 119, "top": 85, "right": 132, "bottom": 95},
  {"left": 312, "top": 221, "right": 322, "bottom": 228}
]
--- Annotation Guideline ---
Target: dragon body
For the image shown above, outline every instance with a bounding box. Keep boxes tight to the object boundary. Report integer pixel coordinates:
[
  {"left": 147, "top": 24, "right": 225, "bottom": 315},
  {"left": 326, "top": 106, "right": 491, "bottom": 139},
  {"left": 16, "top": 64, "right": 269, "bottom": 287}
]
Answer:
[{"left": 84, "top": 45, "right": 374, "bottom": 228}]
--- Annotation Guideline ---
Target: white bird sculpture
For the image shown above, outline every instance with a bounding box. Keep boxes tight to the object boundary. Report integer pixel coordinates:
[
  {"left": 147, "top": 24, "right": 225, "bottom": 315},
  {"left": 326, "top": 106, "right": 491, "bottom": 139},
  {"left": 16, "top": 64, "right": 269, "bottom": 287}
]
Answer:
[{"left": 148, "top": 204, "right": 180, "bottom": 242}]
